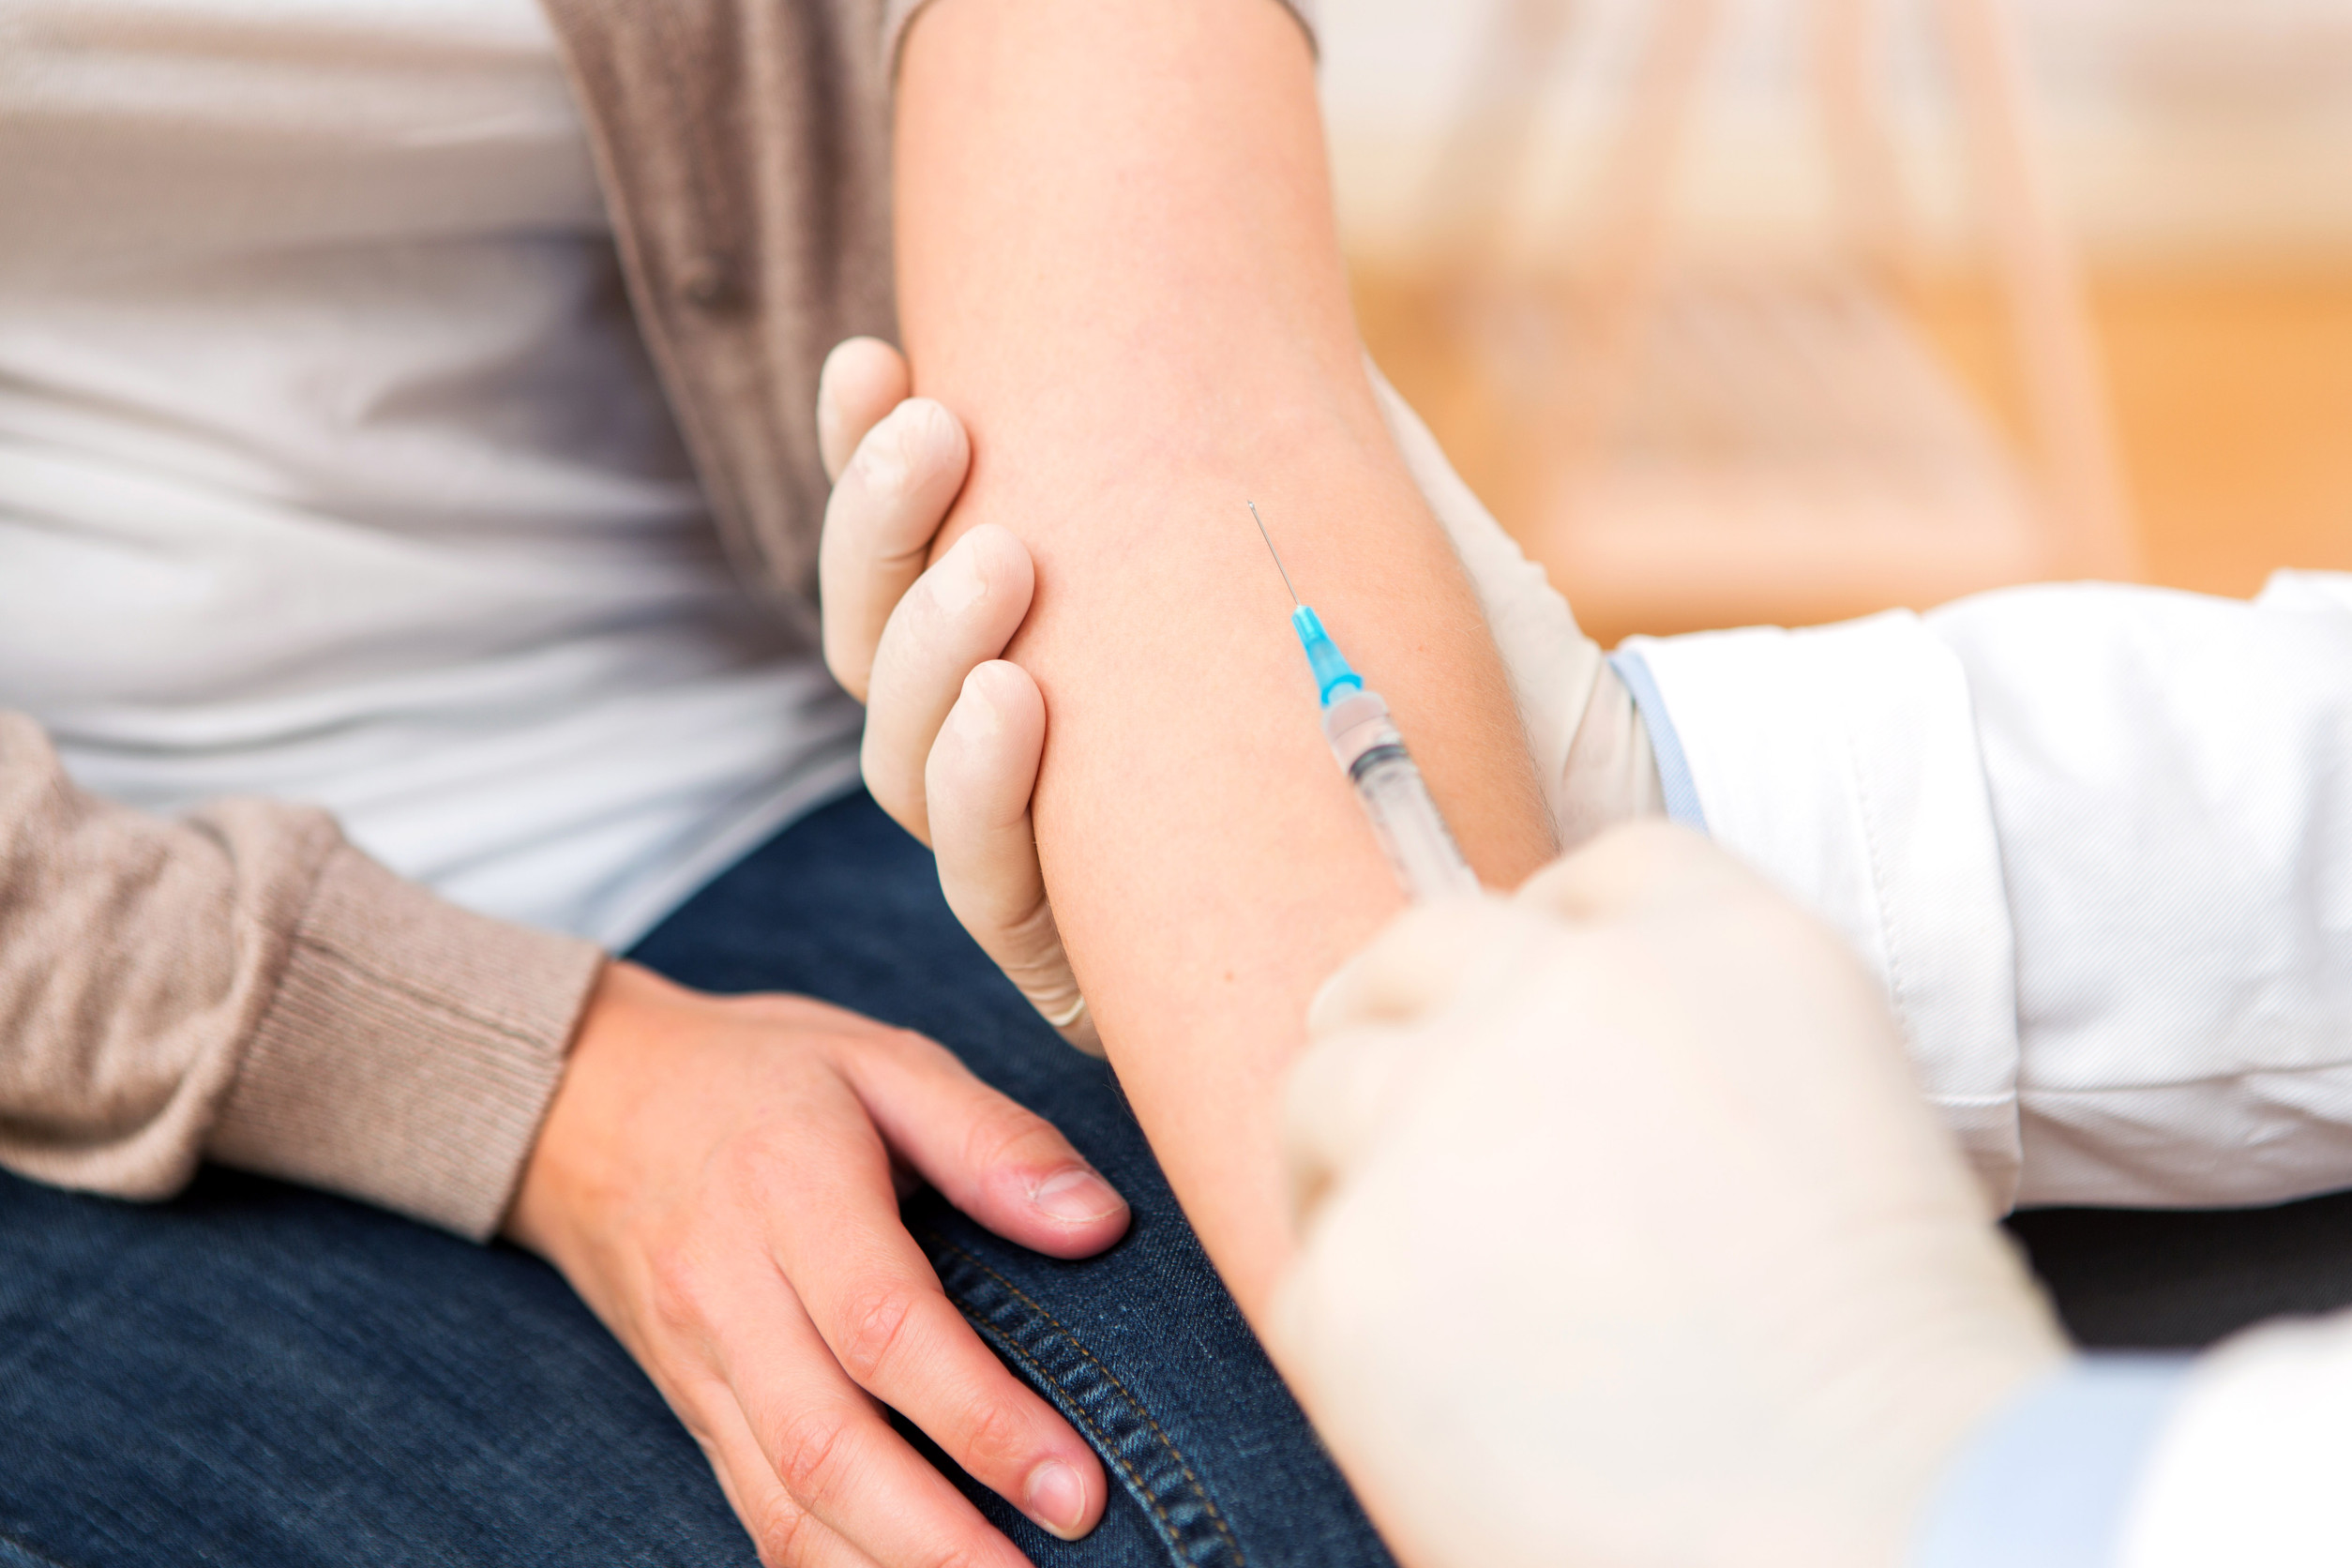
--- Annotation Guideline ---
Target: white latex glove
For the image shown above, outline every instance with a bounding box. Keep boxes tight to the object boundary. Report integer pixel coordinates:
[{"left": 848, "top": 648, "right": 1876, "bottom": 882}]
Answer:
[
  {"left": 1362, "top": 355, "right": 1663, "bottom": 847},
  {"left": 814, "top": 338, "right": 1097, "bottom": 1053},
  {"left": 1273, "top": 822, "right": 2066, "bottom": 1568},
  {"left": 814, "top": 337, "right": 1659, "bottom": 1055}
]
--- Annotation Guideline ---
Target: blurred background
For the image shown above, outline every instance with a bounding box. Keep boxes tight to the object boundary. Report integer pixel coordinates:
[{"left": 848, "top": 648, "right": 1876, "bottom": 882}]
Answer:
[{"left": 1319, "top": 0, "right": 2352, "bottom": 644}]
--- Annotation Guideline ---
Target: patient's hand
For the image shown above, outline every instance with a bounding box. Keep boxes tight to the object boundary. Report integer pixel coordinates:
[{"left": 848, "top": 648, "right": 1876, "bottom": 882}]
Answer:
[
  {"left": 506, "top": 960, "right": 1127, "bottom": 1566},
  {"left": 815, "top": 337, "right": 1663, "bottom": 1054}
]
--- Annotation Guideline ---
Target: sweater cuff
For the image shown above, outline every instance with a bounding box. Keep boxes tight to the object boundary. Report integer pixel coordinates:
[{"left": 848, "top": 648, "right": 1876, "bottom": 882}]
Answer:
[
  {"left": 882, "top": 0, "right": 1319, "bottom": 73},
  {"left": 208, "top": 845, "right": 605, "bottom": 1241}
]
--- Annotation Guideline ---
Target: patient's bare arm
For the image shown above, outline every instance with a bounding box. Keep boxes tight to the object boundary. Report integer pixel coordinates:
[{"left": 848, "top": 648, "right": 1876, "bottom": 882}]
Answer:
[{"left": 894, "top": 0, "right": 1556, "bottom": 1319}]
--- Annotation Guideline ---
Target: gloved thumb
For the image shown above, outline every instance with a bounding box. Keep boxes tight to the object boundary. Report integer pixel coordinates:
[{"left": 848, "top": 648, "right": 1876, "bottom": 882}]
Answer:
[
  {"left": 1283, "top": 1020, "right": 1428, "bottom": 1239},
  {"left": 1304, "top": 895, "right": 1523, "bottom": 1040},
  {"left": 1290, "top": 896, "right": 1542, "bottom": 1233}
]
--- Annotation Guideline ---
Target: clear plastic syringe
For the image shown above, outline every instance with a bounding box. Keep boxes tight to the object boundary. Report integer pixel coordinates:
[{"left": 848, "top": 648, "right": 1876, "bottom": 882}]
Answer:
[{"left": 1251, "top": 504, "right": 1482, "bottom": 903}]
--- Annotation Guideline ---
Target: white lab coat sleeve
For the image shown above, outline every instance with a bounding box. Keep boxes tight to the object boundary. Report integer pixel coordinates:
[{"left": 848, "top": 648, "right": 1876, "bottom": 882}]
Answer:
[
  {"left": 1626, "top": 571, "right": 2352, "bottom": 1214},
  {"left": 2117, "top": 1313, "right": 2352, "bottom": 1567},
  {"left": 1621, "top": 611, "right": 2031, "bottom": 1208}
]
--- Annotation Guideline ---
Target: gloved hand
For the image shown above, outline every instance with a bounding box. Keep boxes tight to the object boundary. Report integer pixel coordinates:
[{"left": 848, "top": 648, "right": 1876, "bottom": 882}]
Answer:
[
  {"left": 1273, "top": 822, "right": 2066, "bottom": 1568},
  {"left": 815, "top": 337, "right": 1097, "bottom": 1052},
  {"left": 814, "top": 337, "right": 1660, "bottom": 1053}
]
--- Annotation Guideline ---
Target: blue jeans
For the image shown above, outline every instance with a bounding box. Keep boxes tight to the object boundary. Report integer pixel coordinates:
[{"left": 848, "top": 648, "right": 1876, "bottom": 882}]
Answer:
[{"left": 0, "top": 792, "right": 1393, "bottom": 1568}]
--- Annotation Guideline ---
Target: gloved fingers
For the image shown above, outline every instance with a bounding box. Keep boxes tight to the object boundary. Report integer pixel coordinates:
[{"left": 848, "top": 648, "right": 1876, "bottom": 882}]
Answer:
[
  {"left": 861, "top": 525, "right": 1034, "bottom": 843},
  {"left": 817, "top": 336, "right": 911, "bottom": 483},
  {"left": 1515, "top": 820, "right": 1756, "bottom": 927},
  {"left": 1051, "top": 1000, "right": 1103, "bottom": 1058},
  {"left": 1303, "top": 894, "right": 1522, "bottom": 1042},
  {"left": 820, "top": 397, "right": 973, "bottom": 702},
  {"left": 928, "top": 662, "right": 1101, "bottom": 1057}
]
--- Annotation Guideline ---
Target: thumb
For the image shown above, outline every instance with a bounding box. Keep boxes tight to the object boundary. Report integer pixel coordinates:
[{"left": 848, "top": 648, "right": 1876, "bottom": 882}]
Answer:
[
  {"left": 1282, "top": 1019, "right": 1429, "bottom": 1240},
  {"left": 1515, "top": 820, "right": 1753, "bottom": 927},
  {"left": 1304, "top": 894, "right": 1524, "bottom": 1041},
  {"left": 928, "top": 662, "right": 1101, "bottom": 1056}
]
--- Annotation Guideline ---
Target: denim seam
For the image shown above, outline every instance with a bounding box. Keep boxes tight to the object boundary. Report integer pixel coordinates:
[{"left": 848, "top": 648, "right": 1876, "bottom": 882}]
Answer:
[
  {"left": 927, "top": 1236, "right": 1242, "bottom": 1568},
  {"left": 920, "top": 1233, "right": 1245, "bottom": 1568},
  {"left": 964, "top": 1296, "right": 1190, "bottom": 1557}
]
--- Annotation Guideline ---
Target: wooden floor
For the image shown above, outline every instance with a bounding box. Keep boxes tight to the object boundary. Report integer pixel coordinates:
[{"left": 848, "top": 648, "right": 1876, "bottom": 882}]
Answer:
[{"left": 1356, "top": 264, "right": 2352, "bottom": 639}]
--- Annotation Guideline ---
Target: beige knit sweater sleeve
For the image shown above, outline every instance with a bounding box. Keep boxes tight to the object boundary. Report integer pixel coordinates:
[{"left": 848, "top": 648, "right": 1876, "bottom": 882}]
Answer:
[
  {"left": 880, "top": 0, "right": 1316, "bottom": 61},
  {"left": 0, "top": 714, "right": 603, "bottom": 1241},
  {"left": 0, "top": 0, "right": 1316, "bottom": 1245}
]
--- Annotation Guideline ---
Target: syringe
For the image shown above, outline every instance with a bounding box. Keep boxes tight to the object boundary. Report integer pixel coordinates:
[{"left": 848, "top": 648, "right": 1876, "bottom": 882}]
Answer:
[{"left": 1251, "top": 504, "right": 1482, "bottom": 903}]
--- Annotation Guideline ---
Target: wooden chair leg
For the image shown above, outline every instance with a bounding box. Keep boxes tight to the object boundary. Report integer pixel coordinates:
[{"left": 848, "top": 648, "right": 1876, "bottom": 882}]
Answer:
[
  {"left": 1936, "top": 0, "right": 2140, "bottom": 578},
  {"left": 1418, "top": 0, "right": 1582, "bottom": 277},
  {"left": 1556, "top": 0, "right": 1722, "bottom": 487},
  {"left": 1812, "top": 0, "right": 1921, "bottom": 303}
]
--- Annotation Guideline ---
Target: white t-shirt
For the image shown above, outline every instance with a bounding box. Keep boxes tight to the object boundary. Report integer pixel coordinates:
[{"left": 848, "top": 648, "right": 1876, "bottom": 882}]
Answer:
[{"left": 0, "top": 0, "right": 864, "bottom": 947}]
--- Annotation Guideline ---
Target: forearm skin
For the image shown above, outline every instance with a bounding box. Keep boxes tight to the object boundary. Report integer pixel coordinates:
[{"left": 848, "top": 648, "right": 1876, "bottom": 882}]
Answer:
[{"left": 895, "top": 0, "right": 1554, "bottom": 1317}]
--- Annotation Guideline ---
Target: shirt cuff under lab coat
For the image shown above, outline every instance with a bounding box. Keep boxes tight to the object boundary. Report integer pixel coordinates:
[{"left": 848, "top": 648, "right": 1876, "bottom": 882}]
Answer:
[
  {"left": 1608, "top": 649, "right": 1707, "bottom": 832},
  {"left": 1910, "top": 1355, "right": 2191, "bottom": 1568}
]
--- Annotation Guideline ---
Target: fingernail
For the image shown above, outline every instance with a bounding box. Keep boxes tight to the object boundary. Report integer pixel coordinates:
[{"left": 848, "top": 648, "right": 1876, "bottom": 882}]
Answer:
[
  {"left": 1024, "top": 1457, "right": 1089, "bottom": 1539},
  {"left": 946, "top": 670, "right": 1003, "bottom": 744},
  {"left": 904, "top": 398, "right": 957, "bottom": 467},
  {"left": 1031, "top": 1168, "right": 1123, "bottom": 1225},
  {"left": 927, "top": 534, "right": 988, "bottom": 615},
  {"left": 855, "top": 412, "right": 913, "bottom": 496}
]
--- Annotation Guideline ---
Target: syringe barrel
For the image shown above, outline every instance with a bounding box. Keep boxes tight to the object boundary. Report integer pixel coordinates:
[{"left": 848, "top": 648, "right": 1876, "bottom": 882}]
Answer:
[{"left": 1321, "top": 689, "right": 1481, "bottom": 902}]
